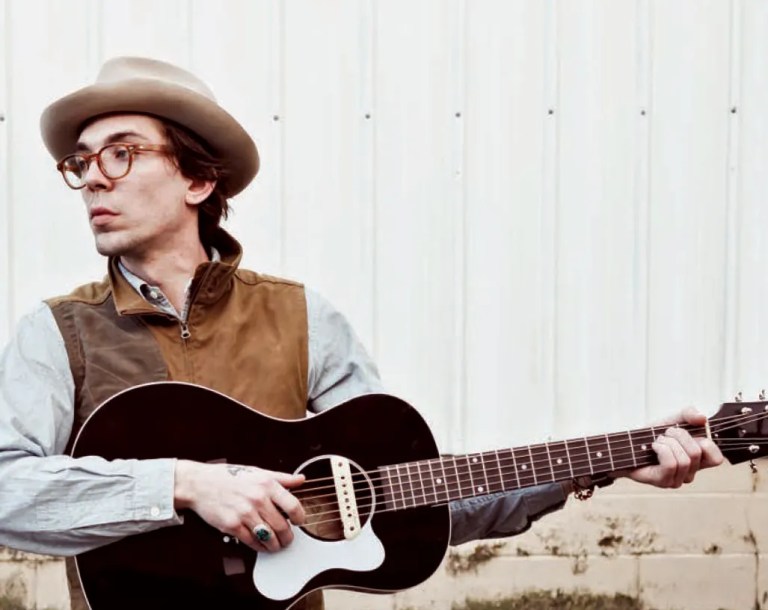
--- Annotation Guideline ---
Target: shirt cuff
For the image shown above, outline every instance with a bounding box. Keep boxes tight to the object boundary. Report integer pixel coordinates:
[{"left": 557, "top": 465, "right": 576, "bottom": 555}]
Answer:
[
  {"left": 448, "top": 483, "right": 567, "bottom": 546},
  {"left": 131, "top": 458, "right": 182, "bottom": 524}
]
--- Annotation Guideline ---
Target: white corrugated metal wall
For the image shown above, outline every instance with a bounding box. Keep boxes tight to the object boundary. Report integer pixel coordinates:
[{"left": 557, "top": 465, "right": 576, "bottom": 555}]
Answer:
[{"left": 1, "top": 0, "right": 766, "bottom": 457}]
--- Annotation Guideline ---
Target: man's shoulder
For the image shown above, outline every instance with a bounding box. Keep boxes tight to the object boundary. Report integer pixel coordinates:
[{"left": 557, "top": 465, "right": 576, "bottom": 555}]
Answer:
[
  {"left": 45, "top": 276, "right": 112, "bottom": 309},
  {"left": 234, "top": 268, "right": 305, "bottom": 290}
]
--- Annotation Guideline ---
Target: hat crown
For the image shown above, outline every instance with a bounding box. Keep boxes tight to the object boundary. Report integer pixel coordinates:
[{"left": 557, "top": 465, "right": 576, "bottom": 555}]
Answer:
[{"left": 96, "top": 56, "right": 217, "bottom": 102}]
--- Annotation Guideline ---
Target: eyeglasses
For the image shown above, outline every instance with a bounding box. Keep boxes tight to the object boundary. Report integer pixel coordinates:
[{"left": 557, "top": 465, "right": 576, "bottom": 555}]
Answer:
[{"left": 56, "top": 142, "right": 171, "bottom": 189}]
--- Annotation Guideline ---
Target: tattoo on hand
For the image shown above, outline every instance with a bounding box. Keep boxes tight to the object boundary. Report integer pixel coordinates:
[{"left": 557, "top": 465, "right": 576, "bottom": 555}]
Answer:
[{"left": 227, "top": 465, "right": 252, "bottom": 477}]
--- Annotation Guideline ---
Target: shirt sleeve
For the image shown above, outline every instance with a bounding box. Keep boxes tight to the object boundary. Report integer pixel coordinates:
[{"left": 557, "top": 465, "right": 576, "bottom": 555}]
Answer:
[
  {"left": 448, "top": 483, "right": 568, "bottom": 546},
  {"left": 303, "top": 288, "right": 569, "bottom": 545},
  {"left": 0, "top": 302, "right": 181, "bottom": 556}
]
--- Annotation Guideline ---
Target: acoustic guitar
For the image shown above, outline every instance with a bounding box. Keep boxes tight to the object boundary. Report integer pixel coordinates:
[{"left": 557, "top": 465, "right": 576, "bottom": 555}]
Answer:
[{"left": 70, "top": 382, "right": 768, "bottom": 609}]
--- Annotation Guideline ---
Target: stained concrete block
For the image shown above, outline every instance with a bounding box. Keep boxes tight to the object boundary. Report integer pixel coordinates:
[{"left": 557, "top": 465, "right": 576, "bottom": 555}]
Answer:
[
  {"left": 33, "top": 560, "right": 69, "bottom": 610},
  {"left": 638, "top": 554, "right": 756, "bottom": 610},
  {"left": 506, "top": 491, "right": 759, "bottom": 557},
  {"left": 324, "top": 589, "right": 395, "bottom": 610},
  {"left": 0, "top": 561, "right": 36, "bottom": 608},
  {"left": 391, "top": 554, "right": 639, "bottom": 609}
]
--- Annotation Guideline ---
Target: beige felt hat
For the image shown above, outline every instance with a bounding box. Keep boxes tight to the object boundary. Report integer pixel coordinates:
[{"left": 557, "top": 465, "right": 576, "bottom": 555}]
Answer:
[{"left": 40, "top": 56, "right": 259, "bottom": 197}]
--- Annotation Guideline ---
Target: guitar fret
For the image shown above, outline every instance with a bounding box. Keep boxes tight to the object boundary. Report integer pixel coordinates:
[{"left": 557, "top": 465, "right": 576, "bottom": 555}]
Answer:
[
  {"left": 544, "top": 442, "right": 555, "bottom": 482},
  {"left": 451, "top": 456, "right": 461, "bottom": 501},
  {"left": 527, "top": 445, "right": 538, "bottom": 485},
  {"left": 468, "top": 454, "right": 487, "bottom": 495},
  {"left": 586, "top": 435, "right": 612, "bottom": 475},
  {"left": 584, "top": 436, "right": 594, "bottom": 476},
  {"left": 605, "top": 434, "right": 615, "bottom": 471},
  {"left": 564, "top": 439, "right": 575, "bottom": 479},
  {"left": 627, "top": 430, "right": 637, "bottom": 467},
  {"left": 397, "top": 463, "right": 412, "bottom": 508},
  {"left": 385, "top": 465, "right": 405, "bottom": 510},
  {"left": 548, "top": 441, "right": 571, "bottom": 481},
  {"left": 424, "top": 459, "right": 438, "bottom": 505},
  {"left": 479, "top": 454, "right": 490, "bottom": 494},
  {"left": 413, "top": 461, "right": 427, "bottom": 506},
  {"left": 512, "top": 446, "right": 533, "bottom": 487},
  {"left": 494, "top": 449, "right": 506, "bottom": 492}
]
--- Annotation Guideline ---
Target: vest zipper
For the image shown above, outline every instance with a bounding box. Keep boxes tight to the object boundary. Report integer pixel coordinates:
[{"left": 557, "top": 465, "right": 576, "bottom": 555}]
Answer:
[{"left": 180, "top": 321, "right": 191, "bottom": 340}]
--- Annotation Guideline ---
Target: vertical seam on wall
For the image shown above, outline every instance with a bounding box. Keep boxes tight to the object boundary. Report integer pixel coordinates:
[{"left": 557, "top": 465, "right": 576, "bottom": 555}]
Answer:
[
  {"left": 2, "top": 0, "right": 13, "bottom": 333},
  {"left": 87, "top": 0, "right": 103, "bottom": 90},
  {"left": 186, "top": 0, "right": 194, "bottom": 68},
  {"left": 636, "top": 0, "right": 652, "bottom": 419},
  {"left": 453, "top": 0, "right": 467, "bottom": 452},
  {"left": 276, "top": 0, "right": 286, "bottom": 272},
  {"left": 542, "top": 0, "right": 559, "bottom": 430},
  {"left": 722, "top": 0, "right": 742, "bottom": 397},
  {"left": 362, "top": 0, "right": 378, "bottom": 360}
]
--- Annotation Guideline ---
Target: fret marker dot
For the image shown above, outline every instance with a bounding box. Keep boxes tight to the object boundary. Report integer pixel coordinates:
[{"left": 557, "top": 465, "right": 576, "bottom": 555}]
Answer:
[
  {"left": 556, "top": 458, "right": 563, "bottom": 465},
  {"left": 641, "top": 444, "right": 647, "bottom": 451},
  {"left": 522, "top": 465, "right": 528, "bottom": 470},
  {"left": 472, "top": 457, "right": 478, "bottom": 463},
  {"left": 436, "top": 478, "right": 443, "bottom": 484},
  {"left": 478, "top": 486, "right": 484, "bottom": 493},
  {"left": 596, "top": 452, "right": 603, "bottom": 458}
]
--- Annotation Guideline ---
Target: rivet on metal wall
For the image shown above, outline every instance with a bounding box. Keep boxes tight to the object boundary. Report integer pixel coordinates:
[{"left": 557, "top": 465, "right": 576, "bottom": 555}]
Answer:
[
  {"left": 640, "top": 109, "right": 646, "bottom": 116},
  {"left": 730, "top": 107, "right": 737, "bottom": 114},
  {"left": 0, "top": 114, "right": 5, "bottom": 122},
  {"left": 365, "top": 113, "right": 371, "bottom": 119},
  {"left": 273, "top": 115, "right": 280, "bottom": 121},
  {"left": 547, "top": 109, "right": 554, "bottom": 115},
  {"left": 455, "top": 112, "right": 461, "bottom": 118}
]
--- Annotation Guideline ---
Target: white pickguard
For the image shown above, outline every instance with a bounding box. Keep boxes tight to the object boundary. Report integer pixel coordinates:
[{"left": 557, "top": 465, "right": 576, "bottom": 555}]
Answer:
[{"left": 253, "top": 521, "right": 385, "bottom": 601}]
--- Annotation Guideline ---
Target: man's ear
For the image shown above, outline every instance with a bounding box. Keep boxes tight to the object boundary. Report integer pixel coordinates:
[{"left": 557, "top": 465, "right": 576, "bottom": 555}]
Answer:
[{"left": 186, "top": 179, "right": 216, "bottom": 206}]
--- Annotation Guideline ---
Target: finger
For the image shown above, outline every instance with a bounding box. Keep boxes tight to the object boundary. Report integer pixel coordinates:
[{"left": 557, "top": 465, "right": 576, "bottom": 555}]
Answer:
[
  {"left": 698, "top": 437, "right": 725, "bottom": 468},
  {"left": 233, "top": 522, "right": 273, "bottom": 553},
  {"left": 269, "top": 470, "right": 306, "bottom": 489},
  {"left": 272, "top": 484, "right": 306, "bottom": 525},
  {"left": 664, "top": 427, "right": 702, "bottom": 484},
  {"left": 250, "top": 520, "right": 282, "bottom": 552},
  {"left": 257, "top": 500, "right": 297, "bottom": 548},
  {"left": 658, "top": 435, "right": 691, "bottom": 488}
]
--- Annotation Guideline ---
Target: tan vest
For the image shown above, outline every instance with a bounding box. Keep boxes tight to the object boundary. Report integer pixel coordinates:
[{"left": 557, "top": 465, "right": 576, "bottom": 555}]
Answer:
[{"left": 47, "top": 230, "right": 322, "bottom": 610}]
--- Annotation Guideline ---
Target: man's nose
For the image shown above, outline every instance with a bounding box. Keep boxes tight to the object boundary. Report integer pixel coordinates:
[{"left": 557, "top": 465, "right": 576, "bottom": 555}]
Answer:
[{"left": 83, "top": 157, "right": 112, "bottom": 190}]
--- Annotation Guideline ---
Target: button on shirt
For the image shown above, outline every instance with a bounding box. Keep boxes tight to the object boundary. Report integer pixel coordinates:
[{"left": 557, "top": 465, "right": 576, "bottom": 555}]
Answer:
[{"left": 0, "top": 257, "right": 565, "bottom": 556}]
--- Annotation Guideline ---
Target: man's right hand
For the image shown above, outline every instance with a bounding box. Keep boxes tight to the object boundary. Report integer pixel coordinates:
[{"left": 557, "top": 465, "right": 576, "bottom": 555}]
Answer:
[{"left": 173, "top": 460, "right": 306, "bottom": 552}]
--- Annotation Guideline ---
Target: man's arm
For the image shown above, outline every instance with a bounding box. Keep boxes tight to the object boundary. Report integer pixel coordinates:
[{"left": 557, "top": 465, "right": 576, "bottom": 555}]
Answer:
[{"left": 0, "top": 303, "right": 180, "bottom": 556}]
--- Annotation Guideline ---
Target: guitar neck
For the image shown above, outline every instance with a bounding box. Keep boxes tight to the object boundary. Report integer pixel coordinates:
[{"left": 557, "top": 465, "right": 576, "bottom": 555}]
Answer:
[{"left": 379, "top": 421, "right": 706, "bottom": 510}]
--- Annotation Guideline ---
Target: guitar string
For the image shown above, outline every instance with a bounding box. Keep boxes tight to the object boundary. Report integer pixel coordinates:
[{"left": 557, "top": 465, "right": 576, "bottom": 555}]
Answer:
[
  {"left": 292, "top": 414, "right": 768, "bottom": 525},
  {"left": 288, "top": 411, "right": 767, "bottom": 506},
  {"left": 291, "top": 412, "right": 768, "bottom": 510},
  {"left": 299, "top": 437, "right": 768, "bottom": 528}
]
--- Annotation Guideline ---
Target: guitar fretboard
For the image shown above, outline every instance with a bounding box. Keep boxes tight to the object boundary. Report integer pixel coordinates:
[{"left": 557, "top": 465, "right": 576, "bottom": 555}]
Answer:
[{"left": 379, "top": 423, "right": 699, "bottom": 510}]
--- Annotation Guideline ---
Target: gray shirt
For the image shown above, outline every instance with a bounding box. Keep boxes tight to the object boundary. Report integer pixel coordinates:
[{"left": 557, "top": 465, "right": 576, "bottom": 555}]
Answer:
[{"left": 0, "top": 270, "right": 566, "bottom": 556}]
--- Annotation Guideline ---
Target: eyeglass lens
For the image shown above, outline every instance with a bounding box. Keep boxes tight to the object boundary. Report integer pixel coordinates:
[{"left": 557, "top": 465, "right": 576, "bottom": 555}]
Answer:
[{"left": 61, "top": 144, "right": 132, "bottom": 187}]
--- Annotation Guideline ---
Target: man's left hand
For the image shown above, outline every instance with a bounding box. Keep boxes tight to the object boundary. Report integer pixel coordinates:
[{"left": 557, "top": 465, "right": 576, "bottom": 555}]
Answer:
[{"left": 626, "top": 407, "right": 724, "bottom": 488}]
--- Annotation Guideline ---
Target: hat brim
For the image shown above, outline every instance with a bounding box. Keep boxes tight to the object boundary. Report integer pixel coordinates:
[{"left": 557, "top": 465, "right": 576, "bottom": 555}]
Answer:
[{"left": 40, "top": 78, "right": 259, "bottom": 197}]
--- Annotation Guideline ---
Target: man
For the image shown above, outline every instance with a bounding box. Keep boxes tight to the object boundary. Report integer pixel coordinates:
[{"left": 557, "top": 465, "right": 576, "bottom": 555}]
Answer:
[{"left": 0, "top": 57, "right": 723, "bottom": 610}]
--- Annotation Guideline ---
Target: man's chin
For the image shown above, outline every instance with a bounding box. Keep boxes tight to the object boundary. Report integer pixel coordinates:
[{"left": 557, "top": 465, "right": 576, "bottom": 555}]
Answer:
[{"left": 94, "top": 234, "right": 131, "bottom": 258}]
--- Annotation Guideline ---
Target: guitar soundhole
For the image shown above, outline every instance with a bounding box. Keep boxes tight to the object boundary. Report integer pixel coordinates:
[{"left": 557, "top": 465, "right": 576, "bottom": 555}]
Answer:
[{"left": 295, "top": 456, "right": 374, "bottom": 541}]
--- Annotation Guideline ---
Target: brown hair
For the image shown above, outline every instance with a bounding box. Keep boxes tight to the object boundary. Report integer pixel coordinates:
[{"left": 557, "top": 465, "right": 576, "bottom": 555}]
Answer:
[{"left": 161, "top": 119, "right": 231, "bottom": 244}]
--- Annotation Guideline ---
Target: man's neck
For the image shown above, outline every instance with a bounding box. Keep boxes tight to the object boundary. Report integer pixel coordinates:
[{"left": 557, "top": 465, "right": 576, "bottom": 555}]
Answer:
[{"left": 120, "top": 239, "right": 210, "bottom": 314}]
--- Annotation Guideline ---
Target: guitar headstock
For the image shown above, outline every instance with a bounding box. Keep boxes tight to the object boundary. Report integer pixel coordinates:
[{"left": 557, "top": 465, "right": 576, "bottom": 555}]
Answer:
[{"left": 710, "top": 392, "right": 768, "bottom": 465}]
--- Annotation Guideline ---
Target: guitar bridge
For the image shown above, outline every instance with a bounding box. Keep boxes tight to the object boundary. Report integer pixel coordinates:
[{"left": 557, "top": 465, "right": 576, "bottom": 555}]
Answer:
[{"left": 331, "top": 456, "right": 362, "bottom": 539}]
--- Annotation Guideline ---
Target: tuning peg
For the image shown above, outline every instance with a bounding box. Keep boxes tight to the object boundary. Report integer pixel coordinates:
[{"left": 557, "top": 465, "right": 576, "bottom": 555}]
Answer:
[
  {"left": 760, "top": 389, "right": 766, "bottom": 401},
  {"left": 735, "top": 391, "right": 743, "bottom": 402}
]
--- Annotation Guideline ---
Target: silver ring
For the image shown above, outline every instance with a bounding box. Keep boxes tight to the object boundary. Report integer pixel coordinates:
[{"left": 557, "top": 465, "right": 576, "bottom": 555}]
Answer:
[{"left": 252, "top": 523, "right": 272, "bottom": 543}]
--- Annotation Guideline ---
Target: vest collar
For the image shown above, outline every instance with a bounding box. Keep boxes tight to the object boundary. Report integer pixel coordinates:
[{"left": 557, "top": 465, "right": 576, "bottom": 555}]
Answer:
[{"left": 108, "top": 228, "right": 244, "bottom": 316}]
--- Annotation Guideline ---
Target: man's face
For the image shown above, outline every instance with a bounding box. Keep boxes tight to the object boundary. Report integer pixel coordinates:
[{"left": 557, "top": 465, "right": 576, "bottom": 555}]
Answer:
[{"left": 75, "top": 114, "right": 198, "bottom": 259}]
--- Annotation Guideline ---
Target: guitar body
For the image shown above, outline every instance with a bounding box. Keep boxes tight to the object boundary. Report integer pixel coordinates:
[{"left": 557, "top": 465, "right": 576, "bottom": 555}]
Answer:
[{"left": 71, "top": 382, "right": 450, "bottom": 610}]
